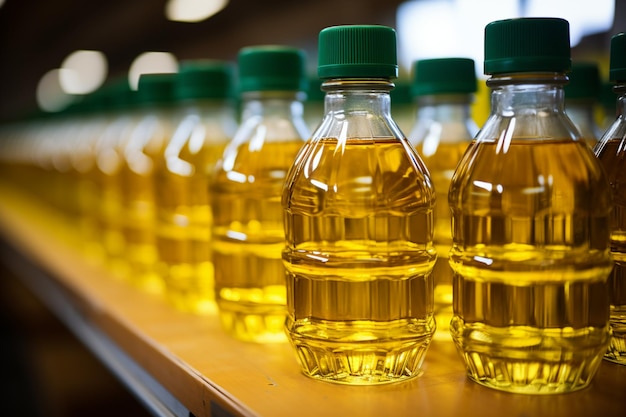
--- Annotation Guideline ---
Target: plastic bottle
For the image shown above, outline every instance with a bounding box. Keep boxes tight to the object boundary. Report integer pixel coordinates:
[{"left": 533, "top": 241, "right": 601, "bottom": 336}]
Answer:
[
  {"left": 93, "top": 78, "right": 140, "bottom": 276},
  {"left": 119, "top": 72, "right": 180, "bottom": 294},
  {"left": 304, "top": 76, "right": 324, "bottom": 132},
  {"left": 565, "top": 62, "right": 602, "bottom": 146},
  {"left": 391, "top": 77, "right": 416, "bottom": 134},
  {"left": 282, "top": 25, "right": 436, "bottom": 385},
  {"left": 593, "top": 32, "right": 626, "bottom": 365},
  {"left": 448, "top": 18, "right": 613, "bottom": 394},
  {"left": 408, "top": 57, "right": 478, "bottom": 341},
  {"left": 210, "top": 46, "right": 309, "bottom": 343},
  {"left": 155, "top": 60, "right": 237, "bottom": 315}
]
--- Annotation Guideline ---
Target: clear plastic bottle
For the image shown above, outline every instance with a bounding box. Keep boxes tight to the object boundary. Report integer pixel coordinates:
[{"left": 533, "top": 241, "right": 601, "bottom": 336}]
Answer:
[
  {"left": 155, "top": 60, "right": 237, "bottom": 315},
  {"left": 119, "top": 72, "right": 180, "bottom": 294},
  {"left": 93, "top": 78, "right": 140, "bottom": 276},
  {"left": 565, "top": 61, "right": 602, "bottom": 146},
  {"left": 449, "top": 18, "right": 613, "bottom": 394},
  {"left": 593, "top": 32, "right": 626, "bottom": 365},
  {"left": 408, "top": 57, "right": 478, "bottom": 341},
  {"left": 210, "top": 46, "right": 309, "bottom": 343},
  {"left": 391, "top": 77, "right": 416, "bottom": 134},
  {"left": 282, "top": 25, "right": 436, "bottom": 385},
  {"left": 304, "top": 76, "right": 324, "bottom": 133}
]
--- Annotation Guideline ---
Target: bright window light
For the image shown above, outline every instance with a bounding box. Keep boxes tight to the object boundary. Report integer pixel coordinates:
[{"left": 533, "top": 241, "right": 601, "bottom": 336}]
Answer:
[
  {"left": 37, "top": 69, "right": 74, "bottom": 112},
  {"left": 128, "top": 51, "right": 179, "bottom": 90},
  {"left": 165, "top": 0, "right": 229, "bottom": 23},
  {"left": 60, "top": 50, "right": 108, "bottom": 94},
  {"left": 397, "top": 0, "right": 518, "bottom": 75},
  {"left": 397, "top": 0, "right": 615, "bottom": 76},
  {"left": 526, "top": 0, "right": 614, "bottom": 46}
]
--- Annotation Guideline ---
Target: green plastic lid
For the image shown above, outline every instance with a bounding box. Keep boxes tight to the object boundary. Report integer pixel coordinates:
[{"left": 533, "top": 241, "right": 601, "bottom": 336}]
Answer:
[
  {"left": 484, "top": 18, "right": 571, "bottom": 75},
  {"left": 137, "top": 72, "right": 177, "bottom": 105},
  {"left": 564, "top": 62, "right": 600, "bottom": 100},
  {"left": 306, "top": 76, "right": 325, "bottom": 102},
  {"left": 237, "top": 45, "right": 307, "bottom": 93},
  {"left": 411, "top": 58, "right": 477, "bottom": 96},
  {"left": 176, "top": 60, "right": 235, "bottom": 100},
  {"left": 317, "top": 25, "right": 398, "bottom": 79},
  {"left": 610, "top": 32, "right": 626, "bottom": 82},
  {"left": 106, "top": 77, "right": 138, "bottom": 111},
  {"left": 391, "top": 78, "right": 412, "bottom": 103}
]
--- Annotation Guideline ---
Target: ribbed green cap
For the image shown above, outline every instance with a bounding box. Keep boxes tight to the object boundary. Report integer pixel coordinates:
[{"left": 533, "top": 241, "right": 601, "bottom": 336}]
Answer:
[
  {"left": 176, "top": 60, "right": 235, "bottom": 100},
  {"left": 484, "top": 18, "right": 571, "bottom": 75},
  {"left": 411, "top": 58, "right": 477, "bottom": 96},
  {"left": 137, "top": 72, "right": 177, "bottom": 105},
  {"left": 237, "top": 45, "right": 307, "bottom": 93},
  {"left": 306, "top": 76, "right": 325, "bottom": 102},
  {"left": 106, "top": 78, "right": 138, "bottom": 111},
  {"left": 391, "top": 78, "right": 412, "bottom": 104},
  {"left": 317, "top": 25, "right": 398, "bottom": 79},
  {"left": 564, "top": 62, "right": 600, "bottom": 99},
  {"left": 610, "top": 32, "right": 626, "bottom": 82}
]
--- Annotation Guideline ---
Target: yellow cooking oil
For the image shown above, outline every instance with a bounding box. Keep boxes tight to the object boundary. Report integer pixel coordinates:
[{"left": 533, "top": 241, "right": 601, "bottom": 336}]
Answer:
[
  {"left": 283, "top": 136, "right": 436, "bottom": 384},
  {"left": 155, "top": 61, "right": 237, "bottom": 314},
  {"left": 210, "top": 45, "right": 309, "bottom": 343},
  {"left": 408, "top": 57, "right": 478, "bottom": 341},
  {"left": 211, "top": 140, "right": 307, "bottom": 341},
  {"left": 449, "top": 138, "right": 613, "bottom": 393},
  {"left": 118, "top": 72, "right": 180, "bottom": 294}
]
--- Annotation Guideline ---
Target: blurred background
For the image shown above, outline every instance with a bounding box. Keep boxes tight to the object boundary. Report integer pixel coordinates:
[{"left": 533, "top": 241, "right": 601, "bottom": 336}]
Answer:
[
  {"left": 0, "top": 0, "right": 624, "bottom": 125},
  {"left": 0, "top": 1, "right": 624, "bottom": 416}
]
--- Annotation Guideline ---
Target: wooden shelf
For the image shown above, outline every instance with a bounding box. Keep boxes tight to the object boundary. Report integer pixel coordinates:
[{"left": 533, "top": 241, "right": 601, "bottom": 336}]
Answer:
[{"left": 1, "top": 189, "right": 625, "bottom": 417}]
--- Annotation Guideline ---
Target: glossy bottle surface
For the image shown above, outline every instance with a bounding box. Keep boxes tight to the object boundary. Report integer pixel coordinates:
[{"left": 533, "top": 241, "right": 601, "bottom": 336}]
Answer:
[
  {"left": 155, "top": 104, "right": 236, "bottom": 315},
  {"left": 593, "top": 90, "right": 626, "bottom": 365},
  {"left": 450, "top": 126, "right": 612, "bottom": 393},
  {"left": 283, "top": 132, "right": 436, "bottom": 384},
  {"left": 410, "top": 92, "right": 477, "bottom": 341}
]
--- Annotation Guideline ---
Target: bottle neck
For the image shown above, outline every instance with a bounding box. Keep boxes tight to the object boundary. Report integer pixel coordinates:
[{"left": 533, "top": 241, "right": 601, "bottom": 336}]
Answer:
[
  {"left": 616, "top": 84, "right": 626, "bottom": 117},
  {"left": 240, "top": 91, "right": 305, "bottom": 121},
  {"left": 415, "top": 94, "right": 473, "bottom": 123},
  {"left": 487, "top": 73, "right": 568, "bottom": 116},
  {"left": 322, "top": 78, "right": 393, "bottom": 117}
]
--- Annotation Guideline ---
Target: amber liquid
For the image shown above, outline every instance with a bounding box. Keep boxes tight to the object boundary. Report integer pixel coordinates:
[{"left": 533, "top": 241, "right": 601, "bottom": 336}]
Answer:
[
  {"left": 155, "top": 136, "right": 227, "bottom": 315},
  {"left": 449, "top": 138, "right": 612, "bottom": 393},
  {"left": 94, "top": 117, "right": 132, "bottom": 277},
  {"left": 593, "top": 137, "right": 626, "bottom": 364},
  {"left": 283, "top": 137, "right": 436, "bottom": 384},
  {"left": 210, "top": 140, "right": 305, "bottom": 342},
  {"left": 415, "top": 141, "right": 471, "bottom": 340}
]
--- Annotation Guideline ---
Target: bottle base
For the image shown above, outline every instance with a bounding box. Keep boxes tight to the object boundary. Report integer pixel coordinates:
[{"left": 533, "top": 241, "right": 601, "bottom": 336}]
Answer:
[
  {"left": 605, "top": 315, "right": 626, "bottom": 365},
  {"left": 451, "top": 319, "right": 610, "bottom": 394},
  {"left": 287, "top": 319, "right": 434, "bottom": 385},
  {"left": 217, "top": 302, "right": 287, "bottom": 343}
]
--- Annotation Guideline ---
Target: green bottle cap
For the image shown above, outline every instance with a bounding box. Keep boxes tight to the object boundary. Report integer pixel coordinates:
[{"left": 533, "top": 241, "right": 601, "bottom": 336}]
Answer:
[
  {"left": 610, "top": 32, "right": 626, "bottom": 82},
  {"left": 564, "top": 62, "right": 600, "bottom": 100},
  {"left": 237, "top": 45, "right": 307, "bottom": 93},
  {"left": 317, "top": 25, "right": 398, "bottom": 79},
  {"left": 306, "top": 76, "right": 325, "bottom": 103},
  {"left": 411, "top": 58, "right": 477, "bottom": 96},
  {"left": 484, "top": 18, "right": 571, "bottom": 75},
  {"left": 391, "top": 78, "right": 412, "bottom": 104},
  {"left": 137, "top": 72, "right": 177, "bottom": 106},
  {"left": 107, "top": 77, "right": 138, "bottom": 111},
  {"left": 176, "top": 60, "right": 235, "bottom": 101}
]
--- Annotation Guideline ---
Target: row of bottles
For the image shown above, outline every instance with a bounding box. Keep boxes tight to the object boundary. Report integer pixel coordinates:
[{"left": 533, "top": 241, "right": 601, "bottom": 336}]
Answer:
[{"left": 0, "top": 18, "right": 624, "bottom": 394}]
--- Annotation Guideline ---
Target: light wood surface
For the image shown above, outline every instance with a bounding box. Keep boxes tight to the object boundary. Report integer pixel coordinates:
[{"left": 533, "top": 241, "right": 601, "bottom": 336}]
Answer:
[{"left": 0, "top": 189, "right": 624, "bottom": 417}]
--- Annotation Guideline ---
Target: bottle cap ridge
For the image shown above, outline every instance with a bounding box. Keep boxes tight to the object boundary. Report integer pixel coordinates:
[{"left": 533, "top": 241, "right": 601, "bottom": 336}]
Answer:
[
  {"left": 411, "top": 57, "right": 477, "bottom": 96},
  {"left": 176, "top": 60, "right": 235, "bottom": 100},
  {"left": 610, "top": 32, "right": 626, "bottom": 82},
  {"left": 237, "top": 45, "right": 307, "bottom": 93},
  {"left": 484, "top": 17, "right": 571, "bottom": 75},
  {"left": 318, "top": 25, "right": 398, "bottom": 79}
]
